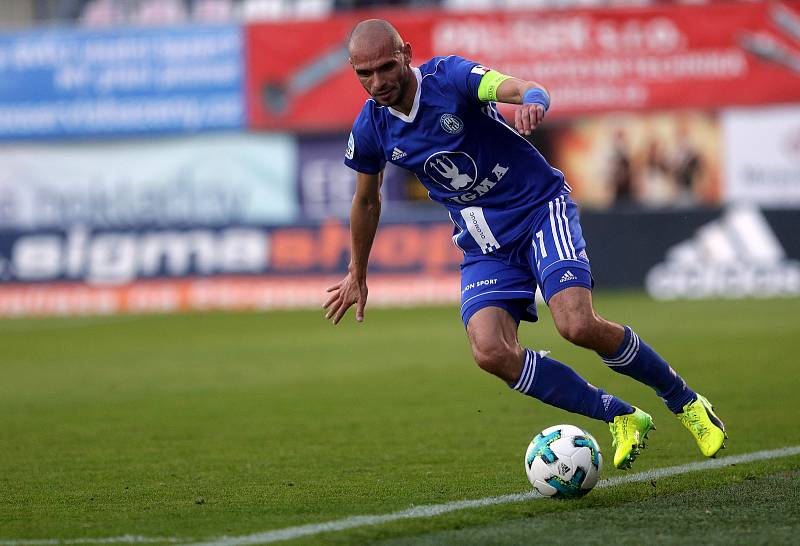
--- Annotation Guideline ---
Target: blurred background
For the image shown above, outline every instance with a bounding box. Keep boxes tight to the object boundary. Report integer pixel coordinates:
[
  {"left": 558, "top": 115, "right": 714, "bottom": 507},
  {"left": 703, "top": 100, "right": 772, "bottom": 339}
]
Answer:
[{"left": 0, "top": 0, "right": 799, "bottom": 318}]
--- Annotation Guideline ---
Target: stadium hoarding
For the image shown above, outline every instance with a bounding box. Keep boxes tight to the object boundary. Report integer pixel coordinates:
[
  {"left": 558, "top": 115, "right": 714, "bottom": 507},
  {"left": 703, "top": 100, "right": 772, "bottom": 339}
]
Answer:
[
  {"left": 0, "top": 275, "right": 461, "bottom": 317},
  {"left": 0, "top": 134, "right": 298, "bottom": 229},
  {"left": 644, "top": 206, "right": 800, "bottom": 300},
  {"left": 0, "top": 24, "right": 243, "bottom": 139},
  {"left": 244, "top": 11, "right": 432, "bottom": 132},
  {"left": 245, "top": 1, "right": 800, "bottom": 131},
  {"left": 0, "top": 220, "right": 463, "bottom": 316},
  {"left": 1, "top": 208, "right": 798, "bottom": 317},
  {"left": 550, "top": 110, "right": 722, "bottom": 210},
  {"left": 581, "top": 206, "right": 800, "bottom": 300},
  {"left": 722, "top": 105, "right": 800, "bottom": 207},
  {"left": 296, "top": 133, "right": 423, "bottom": 219}
]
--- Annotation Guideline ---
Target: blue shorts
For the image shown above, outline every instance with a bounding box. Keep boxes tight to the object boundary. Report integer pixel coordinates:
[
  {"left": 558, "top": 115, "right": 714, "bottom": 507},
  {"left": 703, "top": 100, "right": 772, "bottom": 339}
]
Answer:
[{"left": 460, "top": 194, "right": 593, "bottom": 327}]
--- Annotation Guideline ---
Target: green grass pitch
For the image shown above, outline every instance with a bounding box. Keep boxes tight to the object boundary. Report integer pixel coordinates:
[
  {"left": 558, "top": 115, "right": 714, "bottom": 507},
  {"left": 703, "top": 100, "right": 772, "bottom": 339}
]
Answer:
[{"left": 1, "top": 293, "right": 799, "bottom": 545}]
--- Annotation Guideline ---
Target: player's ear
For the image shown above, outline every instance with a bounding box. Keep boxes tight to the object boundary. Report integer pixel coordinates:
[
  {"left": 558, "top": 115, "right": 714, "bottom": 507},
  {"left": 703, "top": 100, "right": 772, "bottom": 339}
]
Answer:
[{"left": 402, "top": 42, "right": 412, "bottom": 65}]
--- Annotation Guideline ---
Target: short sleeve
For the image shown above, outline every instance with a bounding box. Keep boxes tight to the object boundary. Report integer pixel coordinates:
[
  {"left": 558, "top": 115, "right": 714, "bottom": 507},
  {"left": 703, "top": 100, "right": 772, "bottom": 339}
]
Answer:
[
  {"left": 440, "top": 55, "right": 486, "bottom": 105},
  {"left": 344, "top": 103, "right": 386, "bottom": 175}
]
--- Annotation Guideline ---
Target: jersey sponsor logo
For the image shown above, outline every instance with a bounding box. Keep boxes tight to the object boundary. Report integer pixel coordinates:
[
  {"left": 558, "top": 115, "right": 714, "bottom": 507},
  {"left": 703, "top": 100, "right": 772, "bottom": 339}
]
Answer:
[
  {"left": 446, "top": 163, "right": 509, "bottom": 204},
  {"left": 391, "top": 147, "right": 407, "bottom": 160},
  {"left": 460, "top": 206, "right": 501, "bottom": 254},
  {"left": 424, "top": 151, "right": 478, "bottom": 191},
  {"left": 345, "top": 132, "right": 354, "bottom": 160},
  {"left": 646, "top": 205, "right": 800, "bottom": 299},
  {"left": 440, "top": 113, "right": 464, "bottom": 135},
  {"left": 461, "top": 277, "right": 498, "bottom": 294}
]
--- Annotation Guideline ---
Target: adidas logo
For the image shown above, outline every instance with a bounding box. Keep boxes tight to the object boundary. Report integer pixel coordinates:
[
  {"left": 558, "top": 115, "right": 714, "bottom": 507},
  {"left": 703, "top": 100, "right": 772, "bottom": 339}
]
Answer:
[
  {"left": 646, "top": 205, "right": 800, "bottom": 300},
  {"left": 391, "top": 147, "right": 407, "bottom": 160},
  {"left": 559, "top": 270, "right": 577, "bottom": 283}
]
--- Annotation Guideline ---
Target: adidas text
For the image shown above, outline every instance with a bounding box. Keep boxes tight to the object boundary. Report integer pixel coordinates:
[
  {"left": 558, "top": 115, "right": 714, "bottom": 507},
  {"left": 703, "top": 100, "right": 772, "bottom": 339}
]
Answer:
[{"left": 560, "top": 270, "right": 578, "bottom": 283}]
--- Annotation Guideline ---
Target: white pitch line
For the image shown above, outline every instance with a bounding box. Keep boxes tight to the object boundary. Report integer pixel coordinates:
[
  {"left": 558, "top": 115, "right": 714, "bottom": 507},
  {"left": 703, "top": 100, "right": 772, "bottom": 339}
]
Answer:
[
  {"left": 5, "top": 445, "right": 800, "bottom": 546},
  {"left": 184, "top": 445, "right": 800, "bottom": 546}
]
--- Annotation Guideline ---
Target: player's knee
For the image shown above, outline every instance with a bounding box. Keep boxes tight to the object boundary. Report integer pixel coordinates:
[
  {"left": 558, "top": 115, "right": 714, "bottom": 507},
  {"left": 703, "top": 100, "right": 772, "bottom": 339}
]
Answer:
[
  {"left": 554, "top": 314, "right": 599, "bottom": 348},
  {"left": 471, "top": 339, "right": 520, "bottom": 381}
]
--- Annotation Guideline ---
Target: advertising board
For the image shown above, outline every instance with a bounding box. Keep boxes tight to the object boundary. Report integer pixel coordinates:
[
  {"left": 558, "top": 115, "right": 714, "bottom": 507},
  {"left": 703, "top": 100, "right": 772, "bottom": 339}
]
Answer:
[
  {"left": 0, "top": 220, "right": 463, "bottom": 316},
  {"left": 722, "top": 106, "right": 800, "bottom": 207},
  {"left": 0, "top": 24, "right": 243, "bottom": 138},
  {"left": 0, "top": 134, "right": 298, "bottom": 229},
  {"left": 246, "top": 2, "right": 800, "bottom": 131}
]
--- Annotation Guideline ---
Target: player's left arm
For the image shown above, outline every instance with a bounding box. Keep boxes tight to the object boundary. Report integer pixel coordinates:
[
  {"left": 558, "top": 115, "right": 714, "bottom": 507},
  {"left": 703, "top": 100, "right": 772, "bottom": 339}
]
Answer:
[
  {"left": 478, "top": 70, "right": 550, "bottom": 136},
  {"left": 498, "top": 78, "right": 549, "bottom": 136}
]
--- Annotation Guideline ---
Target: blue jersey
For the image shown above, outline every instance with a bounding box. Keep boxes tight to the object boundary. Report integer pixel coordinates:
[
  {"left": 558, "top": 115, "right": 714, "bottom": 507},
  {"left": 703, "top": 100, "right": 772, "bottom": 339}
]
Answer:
[{"left": 344, "top": 55, "right": 569, "bottom": 257}]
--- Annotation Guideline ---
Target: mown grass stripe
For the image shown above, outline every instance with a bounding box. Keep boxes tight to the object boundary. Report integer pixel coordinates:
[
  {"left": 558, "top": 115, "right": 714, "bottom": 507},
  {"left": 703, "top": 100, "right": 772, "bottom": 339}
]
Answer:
[
  {"left": 4, "top": 446, "right": 798, "bottom": 546},
  {"left": 0, "top": 536, "right": 188, "bottom": 545},
  {"left": 186, "top": 445, "right": 800, "bottom": 546}
]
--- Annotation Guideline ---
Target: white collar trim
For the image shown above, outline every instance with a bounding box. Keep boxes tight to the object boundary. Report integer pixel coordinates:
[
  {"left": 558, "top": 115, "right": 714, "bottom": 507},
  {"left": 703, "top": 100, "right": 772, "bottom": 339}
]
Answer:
[{"left": 387, "top": 67, "right": 421, "bottom": 123}]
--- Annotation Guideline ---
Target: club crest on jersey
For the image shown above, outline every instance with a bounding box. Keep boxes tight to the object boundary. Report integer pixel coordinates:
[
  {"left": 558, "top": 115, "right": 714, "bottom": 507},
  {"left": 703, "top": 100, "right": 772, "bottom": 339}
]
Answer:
[
  {"left": 424, "top": 151, "right": 478, "bottom": 192},
  {"left": 440, "top": 113, "right": 464, "bottom": 135}
]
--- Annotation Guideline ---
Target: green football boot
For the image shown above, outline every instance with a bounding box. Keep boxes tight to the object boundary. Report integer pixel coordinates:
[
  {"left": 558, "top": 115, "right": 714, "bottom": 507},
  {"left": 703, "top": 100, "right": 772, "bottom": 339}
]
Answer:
[
  {"left": 608, "top": 407, "right": 655, "bottom": 470},
  {"left": 677, "top": 394, "right": 727, "bottom": 458}
]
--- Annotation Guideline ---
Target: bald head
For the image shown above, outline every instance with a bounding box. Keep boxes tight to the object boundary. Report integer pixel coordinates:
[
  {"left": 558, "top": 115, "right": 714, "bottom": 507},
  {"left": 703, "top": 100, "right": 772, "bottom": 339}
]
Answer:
[
  {"left": 348, "top": 19, "right": 403, "bottom": 58},
  {"left": 348, "top": 19, "right": 415, "bottom": 110}
]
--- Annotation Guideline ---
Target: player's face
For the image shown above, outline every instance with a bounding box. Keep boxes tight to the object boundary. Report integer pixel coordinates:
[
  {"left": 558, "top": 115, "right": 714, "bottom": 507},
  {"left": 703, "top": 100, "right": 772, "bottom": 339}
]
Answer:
[{"left": 350, "top": 44, "right": 412, "bottom": 107}]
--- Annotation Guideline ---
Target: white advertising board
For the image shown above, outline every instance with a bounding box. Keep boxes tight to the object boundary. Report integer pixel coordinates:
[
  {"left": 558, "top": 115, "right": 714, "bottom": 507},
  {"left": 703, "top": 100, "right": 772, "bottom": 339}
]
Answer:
[
  {"left": 0, "top": 133, "right": 298, "bottom": 228},
  {"left": 722, "top": 106, "right": 800, "bottom": 207}
]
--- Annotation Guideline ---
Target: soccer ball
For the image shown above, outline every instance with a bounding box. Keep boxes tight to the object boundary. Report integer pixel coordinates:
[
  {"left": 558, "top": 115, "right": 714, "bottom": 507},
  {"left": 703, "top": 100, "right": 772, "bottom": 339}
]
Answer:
[{"left": 524, "top": 424, "right": 603, "bottom": 498}]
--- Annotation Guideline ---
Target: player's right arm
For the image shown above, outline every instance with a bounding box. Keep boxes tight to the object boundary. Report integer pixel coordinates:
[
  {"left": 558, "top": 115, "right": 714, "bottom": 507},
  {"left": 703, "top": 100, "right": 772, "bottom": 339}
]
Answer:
[{"left": 323, "top": 170, "right": 382, "bottom": 325}]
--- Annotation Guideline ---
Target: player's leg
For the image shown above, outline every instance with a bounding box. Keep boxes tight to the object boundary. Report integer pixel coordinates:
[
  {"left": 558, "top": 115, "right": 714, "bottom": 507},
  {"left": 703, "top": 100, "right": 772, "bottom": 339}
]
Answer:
[
  {"left": 465, "top": 304, "right": 649, "bottom": 469},
  {"left": 533, "top": 194, "right": 725, "bottom": 457},
  {"left": 548, "top": 287, "right": 726, "bottom": 457},
  {"left": 460, "top": 250, "right": 649, "bottom": 468},
  {"left": 465, "top": 305, "right": 635, "bottom": 425},
  {"left": 549, "top": 286, "right": 696, "bottom": 414}
]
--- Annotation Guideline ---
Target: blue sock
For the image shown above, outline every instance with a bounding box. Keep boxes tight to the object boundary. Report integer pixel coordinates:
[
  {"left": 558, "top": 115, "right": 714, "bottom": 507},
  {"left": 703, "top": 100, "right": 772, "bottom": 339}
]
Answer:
[
  {"left": 600, "top": 326, "right": 696, "bottom": 413},
  {"left": 510, "top": 348, "right": 633, "bottom": 423}
]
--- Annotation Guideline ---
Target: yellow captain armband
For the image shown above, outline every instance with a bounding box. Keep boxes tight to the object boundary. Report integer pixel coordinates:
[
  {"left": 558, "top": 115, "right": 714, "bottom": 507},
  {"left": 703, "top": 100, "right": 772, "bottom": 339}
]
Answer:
[{"left": 477, "top": 70, "right": 511, "bottom": 102}]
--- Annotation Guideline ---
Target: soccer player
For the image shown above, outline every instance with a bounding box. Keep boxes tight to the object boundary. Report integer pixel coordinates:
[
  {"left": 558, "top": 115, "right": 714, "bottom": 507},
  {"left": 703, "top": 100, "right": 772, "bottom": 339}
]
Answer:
[{"left": 323, "top": 19, "right": 727, "bottom": 469}]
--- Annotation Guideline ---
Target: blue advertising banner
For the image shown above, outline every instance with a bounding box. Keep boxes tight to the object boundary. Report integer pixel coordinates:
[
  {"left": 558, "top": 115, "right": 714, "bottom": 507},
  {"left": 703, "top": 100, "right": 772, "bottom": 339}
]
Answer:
[{"left": 0, "top": 24, "right": 243, "bottom": 139}]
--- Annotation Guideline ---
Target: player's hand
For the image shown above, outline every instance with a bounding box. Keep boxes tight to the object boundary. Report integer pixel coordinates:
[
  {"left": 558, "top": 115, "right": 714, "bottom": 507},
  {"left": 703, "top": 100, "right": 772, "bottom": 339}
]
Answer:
[
  {"left": 515, "top": 103, "right": 545, "bottom": 136},
  {"left": 323, "top": 272, "right": 368, "bottom": 325}
]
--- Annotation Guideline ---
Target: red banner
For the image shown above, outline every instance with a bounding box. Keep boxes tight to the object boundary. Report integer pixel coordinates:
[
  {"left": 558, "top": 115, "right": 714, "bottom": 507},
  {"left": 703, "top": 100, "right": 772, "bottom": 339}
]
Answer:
[
  {"left": 246, "top": 2, "right": 800, "bottom": 131},
  {"left": 0, "top": 274, "right": 460, "bottom": 317}
]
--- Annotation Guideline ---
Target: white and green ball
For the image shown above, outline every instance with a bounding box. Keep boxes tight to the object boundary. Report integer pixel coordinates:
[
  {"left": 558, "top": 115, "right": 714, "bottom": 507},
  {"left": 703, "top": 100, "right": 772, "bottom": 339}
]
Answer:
[{"left": 524, "top": 424, "right": 603, "bottom": 498}]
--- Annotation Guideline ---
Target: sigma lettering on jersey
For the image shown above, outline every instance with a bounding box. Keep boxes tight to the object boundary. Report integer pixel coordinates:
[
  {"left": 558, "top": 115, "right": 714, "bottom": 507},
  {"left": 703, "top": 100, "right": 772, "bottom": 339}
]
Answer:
[{"left": 344, "top": 55, "right": 567, "bottom": 257}]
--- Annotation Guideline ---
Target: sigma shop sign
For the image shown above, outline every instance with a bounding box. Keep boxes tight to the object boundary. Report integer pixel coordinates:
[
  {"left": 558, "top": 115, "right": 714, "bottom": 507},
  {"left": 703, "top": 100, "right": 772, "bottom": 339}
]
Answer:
[
  {"left": 646, "top": 205, "right": 800, "bottom": 299},
  {"left": 1, "top": 226, "right": 269, "bottom": 285}
]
